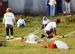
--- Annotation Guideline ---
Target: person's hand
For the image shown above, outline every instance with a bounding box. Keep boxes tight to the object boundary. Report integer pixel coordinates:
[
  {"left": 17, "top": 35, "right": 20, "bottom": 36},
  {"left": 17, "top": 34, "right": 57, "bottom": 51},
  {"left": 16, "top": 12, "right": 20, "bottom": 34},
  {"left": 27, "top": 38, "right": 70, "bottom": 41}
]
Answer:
[{"left": 13, "top": 24, "right": 16, "bottom": 28}]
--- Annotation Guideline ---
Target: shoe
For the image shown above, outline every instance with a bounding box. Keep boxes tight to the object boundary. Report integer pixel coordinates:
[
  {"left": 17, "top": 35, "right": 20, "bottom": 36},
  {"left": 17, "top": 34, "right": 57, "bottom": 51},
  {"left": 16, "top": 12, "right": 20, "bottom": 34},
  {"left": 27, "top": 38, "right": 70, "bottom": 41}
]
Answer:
[
  {"left": 10, "top": 36, "right": 14, "bottom": 39},
  {"left": 6, "top": 36, "right": 9, "bottom": 40}
]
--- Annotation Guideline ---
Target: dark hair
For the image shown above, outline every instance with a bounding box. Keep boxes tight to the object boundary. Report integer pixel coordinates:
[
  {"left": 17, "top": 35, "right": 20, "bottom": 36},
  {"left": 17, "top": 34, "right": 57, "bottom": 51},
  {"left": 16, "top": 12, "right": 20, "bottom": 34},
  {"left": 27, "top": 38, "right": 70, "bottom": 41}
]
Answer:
[
  {"left": 6, "top": 8, "right": 12, "bottom": 12},
  {"left": 56, "top": 18, "right": 61, "bottom": 24}
]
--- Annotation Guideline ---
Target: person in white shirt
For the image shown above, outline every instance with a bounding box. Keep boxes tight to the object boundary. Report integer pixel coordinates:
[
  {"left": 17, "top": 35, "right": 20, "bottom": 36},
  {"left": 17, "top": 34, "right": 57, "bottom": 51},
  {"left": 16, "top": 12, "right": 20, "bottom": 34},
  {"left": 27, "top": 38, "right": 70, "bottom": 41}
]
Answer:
[
  {"left": 42, "top": 19, "right": 60, "bottom": 38},
  {"left": 49, "top": 0, "right": 56, "bottom": 16},
  {"left": 42, "top": 16, "right": 50, "bottom": 29},
  {"left": 3, "top": 8, "right": 16, "bottom": 40},
  {"left": 17, "top": 15, "right": 26, "bottom": 27},
  {"left": 45, "top": 22, "right": 56, "bottom": 38},
  {"left": 25, "top": 34, "right": 39, "bottom": 43}
]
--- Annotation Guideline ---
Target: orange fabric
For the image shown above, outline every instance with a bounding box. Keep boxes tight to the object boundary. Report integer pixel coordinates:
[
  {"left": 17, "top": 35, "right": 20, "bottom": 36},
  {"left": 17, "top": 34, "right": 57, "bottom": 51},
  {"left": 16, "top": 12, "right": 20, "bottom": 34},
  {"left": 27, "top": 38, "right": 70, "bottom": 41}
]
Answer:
[{"left": 48, "top": 42, "right": 57, "bottom": 49}]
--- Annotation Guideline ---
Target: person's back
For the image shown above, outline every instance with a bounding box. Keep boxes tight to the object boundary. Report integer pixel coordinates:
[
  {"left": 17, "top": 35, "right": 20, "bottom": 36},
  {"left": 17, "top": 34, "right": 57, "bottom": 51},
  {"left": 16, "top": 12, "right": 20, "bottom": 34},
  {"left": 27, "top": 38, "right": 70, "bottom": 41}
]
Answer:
[
  {"left": 18, "top": 18, "right": 25, "bottom": 24},
  {"left": 4, "top": 12, "right": 15, "bottom": 26},
  {"left": 3, "top": 8, "right": 15, "bottom": 40},
  {"left": 17, "top": 15, "right": 26, "bottom": 27},
  {"left": 44, "top": 22, "right": 56, "bottom": 31},
  {"left": 26, "top": 34, "right": 39, "bottom": 43}
]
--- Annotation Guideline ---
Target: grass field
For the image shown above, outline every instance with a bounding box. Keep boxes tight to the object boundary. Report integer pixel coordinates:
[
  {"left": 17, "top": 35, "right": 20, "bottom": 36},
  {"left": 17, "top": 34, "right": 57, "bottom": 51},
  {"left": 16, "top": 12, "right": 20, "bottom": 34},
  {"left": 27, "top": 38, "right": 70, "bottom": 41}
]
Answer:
[{"left": 0, "top": 15, "right": 75, "bottom": 54}]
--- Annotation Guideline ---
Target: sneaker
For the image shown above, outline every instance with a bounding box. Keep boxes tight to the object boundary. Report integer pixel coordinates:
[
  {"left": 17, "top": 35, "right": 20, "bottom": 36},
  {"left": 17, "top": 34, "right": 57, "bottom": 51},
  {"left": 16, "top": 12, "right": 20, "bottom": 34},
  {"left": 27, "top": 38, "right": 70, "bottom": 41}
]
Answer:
[
  {"left": 6, "top": 36, "right": 9, "bottom": 40},
  {"left": 10, "top": 36, "right": 14, "bottom": 39}
]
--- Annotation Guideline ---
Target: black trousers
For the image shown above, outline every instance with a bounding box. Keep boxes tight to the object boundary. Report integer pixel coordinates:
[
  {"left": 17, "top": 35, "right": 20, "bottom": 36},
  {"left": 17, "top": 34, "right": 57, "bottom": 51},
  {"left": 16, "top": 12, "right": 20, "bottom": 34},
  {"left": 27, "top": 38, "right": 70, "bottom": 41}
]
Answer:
[
  {"left": 46, "top": 29, "right": 53, "bottom": 38},
  {"left": 5, "top": 24, "right": 13, "bottom": 36}
]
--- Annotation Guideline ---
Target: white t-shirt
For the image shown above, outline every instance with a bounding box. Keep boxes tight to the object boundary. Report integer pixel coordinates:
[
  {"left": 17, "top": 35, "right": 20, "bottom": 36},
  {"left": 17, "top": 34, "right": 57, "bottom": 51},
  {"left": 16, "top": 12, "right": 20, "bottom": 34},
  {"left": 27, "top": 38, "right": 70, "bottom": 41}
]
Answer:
[
  {"left": 26, "top": 34, "right": 39, "bottom": 43},
  {"left": 44, "top": 22, "right": 56, "bottom": 31},
  {"left": 49, "top": 0, "right": 56, "bottom": 6},
  {"left": 54, "top": 40, "right": 69, "bottom": 49},
  {"left": 3, "top": 12, "right": 15, "bottom": 25},
  {"left": 17, "top": 18, "right": 26, "bottom": 27}
]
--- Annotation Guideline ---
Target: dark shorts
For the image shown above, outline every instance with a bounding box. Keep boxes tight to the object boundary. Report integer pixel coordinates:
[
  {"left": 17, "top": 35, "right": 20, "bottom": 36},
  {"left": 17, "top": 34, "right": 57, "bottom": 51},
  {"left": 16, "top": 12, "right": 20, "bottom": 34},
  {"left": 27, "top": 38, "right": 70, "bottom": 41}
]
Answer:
[
  {"left": 6, "top": 24, "right": 13, "bottom": 28},
  {"left": 46, "top": 29, "right": 53, "bottom": 38}
]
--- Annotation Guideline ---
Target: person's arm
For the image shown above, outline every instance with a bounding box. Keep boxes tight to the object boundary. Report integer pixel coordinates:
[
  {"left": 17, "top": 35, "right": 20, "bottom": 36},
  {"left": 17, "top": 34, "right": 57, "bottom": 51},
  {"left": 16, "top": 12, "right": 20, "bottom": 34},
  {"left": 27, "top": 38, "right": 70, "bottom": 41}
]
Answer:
[
  {"left": 53, "top": 28, "right": 56, "bottom": 36},
  {"left": 13, "top": 18, "right": 16, "bottom": 25},
  {"left": 2, "top": 17, "right": 5, "bottom": 28},
  {"left": 2, "top": 18, "right": 5, "bottom": 25},
  {"left": 23, "top": 19, "right": 26, "bottom": 26},
  {"left": 2, "top": 14, "right": 5, "bottom": 25},
  {"left": 54, "top": 28, "right": 56, "bottom": 35}
]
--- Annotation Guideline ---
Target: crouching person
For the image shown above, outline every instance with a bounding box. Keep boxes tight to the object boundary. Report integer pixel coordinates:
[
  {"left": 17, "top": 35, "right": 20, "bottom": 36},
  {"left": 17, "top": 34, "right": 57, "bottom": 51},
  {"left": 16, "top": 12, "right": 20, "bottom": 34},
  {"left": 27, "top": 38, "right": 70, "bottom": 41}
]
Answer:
[
  {"left": 44, "top": 22, "right": 56, "bottom": 38},
  {"left": 17, "top": 15, "right": 26, "bottom": 28},
  {"left": 41, "top": 19, "right": 60, "bottom": 38},
  {"left": 25, "top": 34, "right": 39, "bottom": 43},
  {"left": 41, "top": 16, "right": 50, "bottom": 29}
]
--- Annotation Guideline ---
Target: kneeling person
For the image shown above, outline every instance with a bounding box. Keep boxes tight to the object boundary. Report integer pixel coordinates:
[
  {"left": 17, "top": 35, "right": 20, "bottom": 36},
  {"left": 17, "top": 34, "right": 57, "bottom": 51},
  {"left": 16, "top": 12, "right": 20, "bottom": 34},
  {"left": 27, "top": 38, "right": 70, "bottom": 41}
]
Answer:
[
  {"left": 44, "top": 19, "right": 60, "bottom": 38},
  {"left": 25, "top": 34, "right": 39, "bottom": 43},
  {"left": 17, "top": 15, "right": 26, "bottom": 27}
]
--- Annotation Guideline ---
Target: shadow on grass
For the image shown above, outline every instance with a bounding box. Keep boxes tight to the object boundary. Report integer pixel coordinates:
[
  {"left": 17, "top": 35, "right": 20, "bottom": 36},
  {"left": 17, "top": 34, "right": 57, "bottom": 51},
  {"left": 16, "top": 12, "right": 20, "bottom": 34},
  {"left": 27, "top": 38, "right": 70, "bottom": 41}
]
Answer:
[{"left": 0, "top": 18, "right": 2, "bottom": 22}]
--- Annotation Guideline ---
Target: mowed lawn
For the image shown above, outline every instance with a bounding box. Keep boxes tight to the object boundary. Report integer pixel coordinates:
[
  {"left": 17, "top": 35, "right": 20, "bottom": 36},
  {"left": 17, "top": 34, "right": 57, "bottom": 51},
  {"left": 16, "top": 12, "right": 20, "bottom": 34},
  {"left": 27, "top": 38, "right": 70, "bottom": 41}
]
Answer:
[{"left": 0, "top": 15, "right": 75, "bottom": 54}]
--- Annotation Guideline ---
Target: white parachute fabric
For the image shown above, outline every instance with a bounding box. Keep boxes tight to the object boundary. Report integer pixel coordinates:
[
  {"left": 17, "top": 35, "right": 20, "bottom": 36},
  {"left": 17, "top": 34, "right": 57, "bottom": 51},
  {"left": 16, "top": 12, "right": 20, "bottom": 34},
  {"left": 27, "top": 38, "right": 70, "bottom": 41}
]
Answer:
[{"left": 54, "top": 40, "right": 69, "bottom": 49}]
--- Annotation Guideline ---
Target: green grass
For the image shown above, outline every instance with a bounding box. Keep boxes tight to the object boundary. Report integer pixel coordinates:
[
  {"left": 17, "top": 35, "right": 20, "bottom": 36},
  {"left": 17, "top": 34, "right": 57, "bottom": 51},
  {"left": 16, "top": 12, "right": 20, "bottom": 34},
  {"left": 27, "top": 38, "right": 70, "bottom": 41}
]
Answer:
[{"left": 0, "top": 15, "right": 75, "bottom": 54}]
